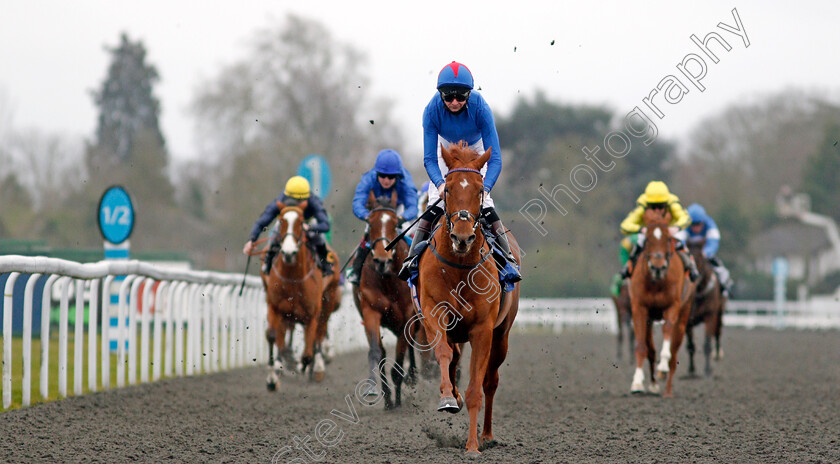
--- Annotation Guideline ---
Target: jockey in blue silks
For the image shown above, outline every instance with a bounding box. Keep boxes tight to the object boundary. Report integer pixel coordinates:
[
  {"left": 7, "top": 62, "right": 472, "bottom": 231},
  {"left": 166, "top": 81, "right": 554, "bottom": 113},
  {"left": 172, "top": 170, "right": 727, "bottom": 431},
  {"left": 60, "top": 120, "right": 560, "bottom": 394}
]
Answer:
[
  {"left": 678, "top": 203, "right": 734, "bottom": 296},
  {"left": 346, "top": 149, "right": 419, "bottom": 286},
  {"left": 397, "top": 61, "right": 521, "bottom": 288}
]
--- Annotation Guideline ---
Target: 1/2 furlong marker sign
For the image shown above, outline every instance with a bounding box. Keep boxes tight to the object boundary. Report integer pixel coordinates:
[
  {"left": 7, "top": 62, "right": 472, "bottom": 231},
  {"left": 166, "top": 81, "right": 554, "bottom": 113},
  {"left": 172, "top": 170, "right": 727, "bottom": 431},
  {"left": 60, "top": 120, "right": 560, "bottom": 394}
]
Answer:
[
  {"left": 98, "top": 185, "right": 135, "bottom": 245},
  {"left": 98, "top": 185, "right": 136, "bottom": 352}
]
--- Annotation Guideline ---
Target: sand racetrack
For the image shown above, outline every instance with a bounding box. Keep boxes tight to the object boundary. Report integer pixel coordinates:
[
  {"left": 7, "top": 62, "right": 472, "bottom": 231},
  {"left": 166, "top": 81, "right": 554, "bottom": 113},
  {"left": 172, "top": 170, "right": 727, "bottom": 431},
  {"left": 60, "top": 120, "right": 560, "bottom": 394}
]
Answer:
[{"left": 1, "top": 327, "right": 838, "bottom": 463}]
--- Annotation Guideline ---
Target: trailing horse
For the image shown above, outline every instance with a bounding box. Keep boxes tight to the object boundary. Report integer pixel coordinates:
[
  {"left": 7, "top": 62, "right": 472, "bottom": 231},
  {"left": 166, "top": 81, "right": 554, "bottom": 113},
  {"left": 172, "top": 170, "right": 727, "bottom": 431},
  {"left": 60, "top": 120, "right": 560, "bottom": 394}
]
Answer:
[
  {"left": 261, "top": 204, "right": 341, "bottom": 390},
  {"left": 628, "top": 209, "right": 695, "bottom": 397},
  {"left": 413, "top": 142, "right": 520, "bottom": 455},
  {"left": 613, "top": 279, "right": 634, "bottom": 363},
  {"left": 685, "top": 238, "right": 724, "bottom": 377},
  {"left": 352, "top": 191, "right": 419, "bottom": 409}
]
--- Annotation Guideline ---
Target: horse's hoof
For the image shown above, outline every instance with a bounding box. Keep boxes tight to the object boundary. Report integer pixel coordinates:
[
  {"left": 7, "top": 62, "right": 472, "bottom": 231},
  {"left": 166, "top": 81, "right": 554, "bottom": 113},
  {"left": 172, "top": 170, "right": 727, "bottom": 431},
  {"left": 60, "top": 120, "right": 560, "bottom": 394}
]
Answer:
[
  {"left": 313, "top": 371, "right": 325, "bottom": 382},
  {"left": 647, "top": 383, "right": 661, "bottom": 395},
  {"left": 266, "top": 382, "right": 277, "bottom": 392},
  {"left": 465, "top": 450, "right": 481, "bottom": 458},
  {"left": 630, "top": 383, "right": 645, "bottom": 394},
  {"left": 437, "top": 396, "right": 460, "bottom": 413}
]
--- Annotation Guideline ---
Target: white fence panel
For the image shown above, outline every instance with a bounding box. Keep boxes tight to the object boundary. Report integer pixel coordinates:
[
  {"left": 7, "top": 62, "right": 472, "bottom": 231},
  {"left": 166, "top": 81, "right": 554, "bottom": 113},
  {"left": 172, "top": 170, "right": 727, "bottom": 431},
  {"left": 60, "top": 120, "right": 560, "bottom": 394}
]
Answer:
[
  {"left": 513, "top": 297, "right": 840, "bottom": 333},
  {"left": 0, "top": 255, "right": 265, "bottom": 410}
]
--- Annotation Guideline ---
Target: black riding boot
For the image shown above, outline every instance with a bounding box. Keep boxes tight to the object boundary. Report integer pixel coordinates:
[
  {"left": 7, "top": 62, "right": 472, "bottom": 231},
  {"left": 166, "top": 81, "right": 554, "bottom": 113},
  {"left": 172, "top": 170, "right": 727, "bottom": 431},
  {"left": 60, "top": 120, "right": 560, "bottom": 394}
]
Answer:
[
  {"left": 676, "top": 242, "right": 699, "bottom": 282},
  {"left": 620, "top": 242, "right": 642, "bottom": 279},
  {"left": 347, "top": 243, "right": 370, "bottom": 286},
  {"left": 315, "top": 242, "right": 334, "bottom": 276},
  {"left": 263, "top": 240, "right": 280, "bottom": 275},
  {"left": 397, "top": 206, "right": 443, "bottom": 281},
  {"left": 481, "top": 208, "right": 522, "bottom": 283}
]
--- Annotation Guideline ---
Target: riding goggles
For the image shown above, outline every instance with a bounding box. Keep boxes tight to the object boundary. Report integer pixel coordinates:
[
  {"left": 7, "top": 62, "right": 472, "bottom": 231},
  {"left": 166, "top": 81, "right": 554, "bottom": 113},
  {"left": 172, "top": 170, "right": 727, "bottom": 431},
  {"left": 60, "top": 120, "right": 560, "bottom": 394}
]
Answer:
[
  {"left": 440, "top": 88, "right": 470, "bottom": 103},
  {"left": 377, "top": 173, "right": 398, "bottom": 180}
]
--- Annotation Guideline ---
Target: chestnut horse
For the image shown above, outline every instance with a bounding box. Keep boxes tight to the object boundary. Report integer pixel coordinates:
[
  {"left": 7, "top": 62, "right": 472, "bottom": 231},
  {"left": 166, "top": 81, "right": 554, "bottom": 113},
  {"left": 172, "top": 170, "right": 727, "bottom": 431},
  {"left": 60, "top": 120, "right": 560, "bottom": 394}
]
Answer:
[
  {"left": 613, "top": 279, "right": 633, "bottom": 363},
  {"left": 263, "top": 204, "right": 341, "bottom": 390},
  {"left": 685, "top": 238, "right": 724, "bottom": 377},
  {"left": 352, "top": 191, "right": 419, "bottom": 409},
  {"left": 415, "top": 142, "right": 520, "bottom": 455},
  {"left": 628, "top": 209, "right": 695, "bottom": 397}
]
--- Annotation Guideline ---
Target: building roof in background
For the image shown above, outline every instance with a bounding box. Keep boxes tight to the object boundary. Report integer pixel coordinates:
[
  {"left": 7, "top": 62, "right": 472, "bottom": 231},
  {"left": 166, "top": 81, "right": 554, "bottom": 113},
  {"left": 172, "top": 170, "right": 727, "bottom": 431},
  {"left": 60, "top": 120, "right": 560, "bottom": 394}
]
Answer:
[{"left": 750, "top": 220, "right": 831, "bottom": 257}]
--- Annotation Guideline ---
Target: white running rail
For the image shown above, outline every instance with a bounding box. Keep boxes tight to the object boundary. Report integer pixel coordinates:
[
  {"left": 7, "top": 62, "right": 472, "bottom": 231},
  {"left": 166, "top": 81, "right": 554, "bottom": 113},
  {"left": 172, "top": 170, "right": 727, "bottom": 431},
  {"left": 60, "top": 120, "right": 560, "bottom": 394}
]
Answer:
[
  {"left": 0, "top": 255, "right": 266, "bottom": 409},
  {"left": 515, "top": 297, "right": 840, "bottom": 333}
]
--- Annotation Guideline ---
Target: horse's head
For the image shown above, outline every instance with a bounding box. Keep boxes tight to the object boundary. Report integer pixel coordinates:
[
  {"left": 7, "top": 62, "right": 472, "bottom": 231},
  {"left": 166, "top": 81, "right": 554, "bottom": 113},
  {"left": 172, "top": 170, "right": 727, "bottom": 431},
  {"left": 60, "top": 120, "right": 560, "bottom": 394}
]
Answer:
[
  {"left": 276, "top": 204, "right": 305, "bottom": 264},
  {"left": 643, "top": 221, "right": 673, "bottom": 282},
  {"left": 441, "top": 142, "right": 491, "bottom": 255},
  {"left": 687, "top": 237, "right": 709, "bottom": 275},
  {"left": 366, "top": 190, "right": 400, "bottom": 277}
]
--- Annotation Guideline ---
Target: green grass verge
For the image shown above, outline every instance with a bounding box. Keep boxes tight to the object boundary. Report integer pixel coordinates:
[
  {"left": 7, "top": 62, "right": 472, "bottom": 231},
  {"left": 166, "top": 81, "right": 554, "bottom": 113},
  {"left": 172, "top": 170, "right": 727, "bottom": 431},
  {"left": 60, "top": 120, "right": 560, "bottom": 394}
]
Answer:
[{"left": 0, "top": 331, "right": 193, "bottom": 411}]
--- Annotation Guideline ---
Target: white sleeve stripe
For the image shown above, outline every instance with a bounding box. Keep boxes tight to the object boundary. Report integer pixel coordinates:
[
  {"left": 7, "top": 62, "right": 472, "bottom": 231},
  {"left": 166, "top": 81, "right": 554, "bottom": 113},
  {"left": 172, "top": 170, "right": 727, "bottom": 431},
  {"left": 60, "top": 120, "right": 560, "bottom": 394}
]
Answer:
[{"left": 707, "top": 228, "right": 721, "bottom": 240}]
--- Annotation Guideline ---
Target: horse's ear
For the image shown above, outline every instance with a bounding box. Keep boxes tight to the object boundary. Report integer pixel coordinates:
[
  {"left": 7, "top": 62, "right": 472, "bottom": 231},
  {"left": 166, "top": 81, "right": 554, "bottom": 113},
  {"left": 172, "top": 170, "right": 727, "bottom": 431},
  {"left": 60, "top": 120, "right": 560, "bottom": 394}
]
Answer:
[
  {"left": 441, "top": 143, "right": 455, "bottom": 170},
  {"left": 473, "top": 147, "right": 492, "bottom": 170},
  {"left": 389, "top": 189, "right": 398, "bottom": 208},
  {"left": 298, "top": 199, "right": 309, "bottom": 210},
  {"left": 276, "top": 201, "right": 286, "bottom": 211},
  {"left": 366, "top": 190, "right": 376, "bottom": 209}
]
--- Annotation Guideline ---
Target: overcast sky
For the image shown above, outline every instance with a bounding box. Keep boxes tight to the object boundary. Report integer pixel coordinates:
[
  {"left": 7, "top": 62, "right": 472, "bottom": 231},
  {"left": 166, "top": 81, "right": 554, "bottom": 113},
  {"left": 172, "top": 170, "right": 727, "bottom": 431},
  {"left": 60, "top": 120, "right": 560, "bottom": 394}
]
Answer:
[{"left": 1, "top": 0, "right": 838, "bottom": 165}]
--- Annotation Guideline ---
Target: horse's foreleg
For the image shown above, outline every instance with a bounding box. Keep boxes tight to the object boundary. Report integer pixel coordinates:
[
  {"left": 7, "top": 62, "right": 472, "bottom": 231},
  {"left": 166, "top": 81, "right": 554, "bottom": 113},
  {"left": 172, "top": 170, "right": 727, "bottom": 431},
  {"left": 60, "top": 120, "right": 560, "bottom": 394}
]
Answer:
[
  {"left": 405, "top": 335, "right": 418, "bottom": 386},
  {"left": 265, "top": 321, "right": 279, "bottom": 391},
  {"left": 378, "top": 340, "right": 393, "bottom": 409},
  {"left": 616, "top": 301, "right": 624, "bottom": 362},
  {"left": 645, "top": 321, "right": 658, "bottom": 394},
  {"left": 686, "top": 323, "right": 697, "bottom": 376},
  {"left": 665, "top": 298, "right": 692, "bottom": 397},
  {"left": 481, "top": 327, "right": 509, "bottom": 445},
  {"left": 361, "top": 305, "right": 385, "bottom": 402},
  {"left": 392, "top": 336, "right": 409, "bottom": 408},
  {"left": 657, "top": 302, "right": 682, "bottom": 377},
  {"left": 703, "top": 310, "right": 718, "bottom": 378},
  {"left": 465, "top": 324, "right": 493, "bottom": 455},
  {"left": 420, "top": 297, "right": 458, "bottom": 412},
  {"left": 301, "top": 307, "right": 321, "bottom": 379},
  {"left": 450, "top": 344, "right": 462, "bottom": 405},
  {"left": 630, "top": 304, "right": 649, "bottom": 394}
]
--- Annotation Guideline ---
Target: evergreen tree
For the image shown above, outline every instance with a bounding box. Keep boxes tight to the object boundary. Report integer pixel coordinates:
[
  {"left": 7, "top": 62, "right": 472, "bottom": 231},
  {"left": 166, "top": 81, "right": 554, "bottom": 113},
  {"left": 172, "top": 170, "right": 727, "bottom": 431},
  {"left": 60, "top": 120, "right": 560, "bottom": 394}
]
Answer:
[
  {"left": 87, "top": 32, "right": 174, "bottom": 205},
  {"left": 92, "top": 32, "right": 165, "bottom": 160}
]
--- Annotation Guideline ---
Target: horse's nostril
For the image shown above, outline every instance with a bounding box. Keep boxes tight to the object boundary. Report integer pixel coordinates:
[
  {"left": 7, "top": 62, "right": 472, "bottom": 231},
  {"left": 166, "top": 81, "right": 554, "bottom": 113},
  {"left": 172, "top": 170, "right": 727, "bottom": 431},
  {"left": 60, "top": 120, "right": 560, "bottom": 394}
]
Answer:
[
  {"left": 450, "top": 234, "right": 458, "bottom": 243},
  {"left": 467, "top": 234, "right": 476, "bottom": 243}
]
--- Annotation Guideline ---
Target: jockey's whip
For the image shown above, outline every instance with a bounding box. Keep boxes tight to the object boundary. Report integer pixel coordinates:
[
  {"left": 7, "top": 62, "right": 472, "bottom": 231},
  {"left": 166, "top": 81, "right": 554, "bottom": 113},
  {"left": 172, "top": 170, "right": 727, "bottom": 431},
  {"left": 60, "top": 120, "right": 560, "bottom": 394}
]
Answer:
[
  {"left": 385, "top": 198, "right": 442, "bottom": 251},
  {"left": 239, "top": 254, "right": 251, "bottom": 296},
  {"left": 338, "top": 246, "right": 359, "bottom": 274}
]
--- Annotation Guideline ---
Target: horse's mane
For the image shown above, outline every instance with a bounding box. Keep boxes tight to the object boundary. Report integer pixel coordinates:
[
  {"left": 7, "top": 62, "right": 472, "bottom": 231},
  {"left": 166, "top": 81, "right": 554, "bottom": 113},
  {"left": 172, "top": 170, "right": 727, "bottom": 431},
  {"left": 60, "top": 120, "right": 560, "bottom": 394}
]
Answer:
[{"left": 447, "top": 141, "right": 481, "bottom": 167}]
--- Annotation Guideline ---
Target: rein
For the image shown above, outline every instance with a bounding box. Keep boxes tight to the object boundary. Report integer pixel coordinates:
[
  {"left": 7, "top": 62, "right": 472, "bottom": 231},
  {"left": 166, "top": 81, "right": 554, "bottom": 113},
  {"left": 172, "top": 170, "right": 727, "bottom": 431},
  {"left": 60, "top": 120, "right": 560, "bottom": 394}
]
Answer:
[{"left": 429, "top": 240, "right": 492, "bottom": 270}]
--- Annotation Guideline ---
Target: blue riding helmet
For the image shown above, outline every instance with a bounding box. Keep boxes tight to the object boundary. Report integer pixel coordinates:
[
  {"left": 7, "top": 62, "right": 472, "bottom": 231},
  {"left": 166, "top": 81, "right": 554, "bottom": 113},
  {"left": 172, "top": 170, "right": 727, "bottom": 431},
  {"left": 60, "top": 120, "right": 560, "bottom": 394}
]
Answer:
[
  {"left": 436, "top": 61, "right": 474, "bottom": 90},
  {"left": 373, "top": 149, "right": 404, "bottom": 176},
  {"left": 687, "top": 203, "right": 707, "bottom": 224}
]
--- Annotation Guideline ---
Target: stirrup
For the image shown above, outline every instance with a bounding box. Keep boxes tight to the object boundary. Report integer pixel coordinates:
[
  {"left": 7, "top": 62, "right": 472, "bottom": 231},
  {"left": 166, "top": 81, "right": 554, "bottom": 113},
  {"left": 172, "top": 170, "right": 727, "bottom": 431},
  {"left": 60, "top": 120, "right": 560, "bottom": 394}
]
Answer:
[
  {"left": 397, "top": 255, "right": 418, "bottom": 281},
  {"left": 346, "top": 268, "right": 360, "bottom": 285}
]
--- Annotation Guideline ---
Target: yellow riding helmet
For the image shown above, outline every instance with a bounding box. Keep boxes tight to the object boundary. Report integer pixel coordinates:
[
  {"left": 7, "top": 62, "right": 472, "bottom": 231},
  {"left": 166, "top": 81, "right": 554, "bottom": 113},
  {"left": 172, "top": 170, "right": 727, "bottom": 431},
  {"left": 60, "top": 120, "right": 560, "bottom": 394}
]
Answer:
[
  {"left": 284, "top": 176, "right": 311, "bottom": 200},
  {"left": 644, "top": 181, "right": 670, "bottom": 204}
]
